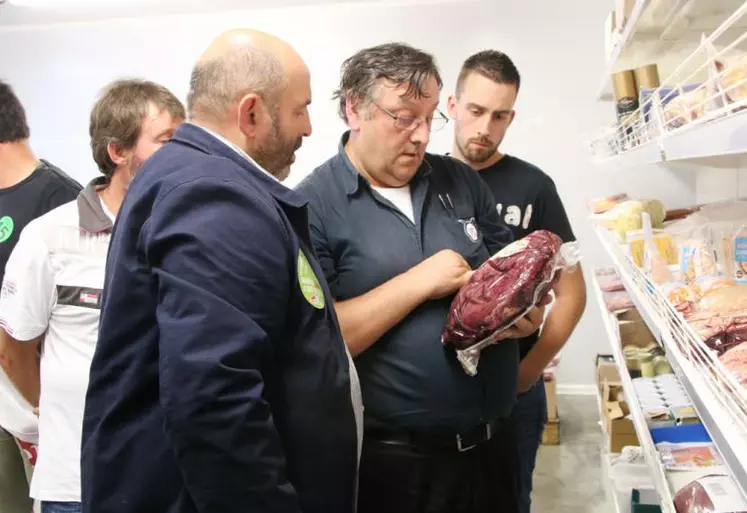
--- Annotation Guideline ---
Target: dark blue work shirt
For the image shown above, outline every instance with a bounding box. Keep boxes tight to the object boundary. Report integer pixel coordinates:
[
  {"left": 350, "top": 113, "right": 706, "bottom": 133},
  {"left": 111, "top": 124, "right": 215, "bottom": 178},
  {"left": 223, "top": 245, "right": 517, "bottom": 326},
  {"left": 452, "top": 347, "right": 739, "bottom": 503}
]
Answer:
[
  {"left": 296, "top": 133, "right": 516, "bottom": 432},
  {"left": 81, "top": 124, "right": 358, "bottom": 513}
]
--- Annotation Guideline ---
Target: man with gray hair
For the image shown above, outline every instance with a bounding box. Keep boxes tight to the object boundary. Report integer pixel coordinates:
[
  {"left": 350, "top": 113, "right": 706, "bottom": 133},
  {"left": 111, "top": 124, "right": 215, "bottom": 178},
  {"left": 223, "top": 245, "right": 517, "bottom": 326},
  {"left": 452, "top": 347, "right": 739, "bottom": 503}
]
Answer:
[
  {"left": 297, "top": 43, "right": 546, "bottom": 513},
  {"left": 81, "top": 29, "right": 360, "bottom": 513}
]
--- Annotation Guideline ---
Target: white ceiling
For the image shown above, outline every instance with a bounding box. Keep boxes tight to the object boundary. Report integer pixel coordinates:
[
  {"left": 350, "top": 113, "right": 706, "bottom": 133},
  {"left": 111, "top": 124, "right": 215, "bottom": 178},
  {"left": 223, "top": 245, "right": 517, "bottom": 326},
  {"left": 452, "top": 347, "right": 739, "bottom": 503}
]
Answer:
[{"left": 0, "top": 0, "right": 368, "bottom": 26}]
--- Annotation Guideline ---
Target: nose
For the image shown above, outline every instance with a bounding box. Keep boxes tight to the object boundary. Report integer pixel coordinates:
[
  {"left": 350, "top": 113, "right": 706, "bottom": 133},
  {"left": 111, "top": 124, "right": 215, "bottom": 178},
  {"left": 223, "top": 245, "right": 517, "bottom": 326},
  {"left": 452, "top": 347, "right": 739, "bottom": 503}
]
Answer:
[
  {"left": 477, "top": 114, "right": 491, "bottom": 138},
  {"left": 303, "top": 115, "right": 312, "bottom": 138},
  {"left": 409, "top": 119, "right": 430, "bottom": 147}
]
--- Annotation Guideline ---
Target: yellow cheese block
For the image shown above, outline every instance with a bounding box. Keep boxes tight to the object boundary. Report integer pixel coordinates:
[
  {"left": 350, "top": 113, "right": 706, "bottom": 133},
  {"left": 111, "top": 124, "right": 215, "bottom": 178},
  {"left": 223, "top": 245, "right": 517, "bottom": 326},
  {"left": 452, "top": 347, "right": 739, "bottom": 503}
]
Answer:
[{"left": 629, "top": 232, "right": 677, "bottom": 268}]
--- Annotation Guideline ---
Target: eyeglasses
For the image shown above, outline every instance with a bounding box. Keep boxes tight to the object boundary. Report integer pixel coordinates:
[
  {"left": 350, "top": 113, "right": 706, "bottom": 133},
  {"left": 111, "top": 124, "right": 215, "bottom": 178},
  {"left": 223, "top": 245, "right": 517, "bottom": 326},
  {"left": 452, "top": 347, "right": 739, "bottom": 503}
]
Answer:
[{"left": 370, "top": 100, "right": 449, "bottom": 133}]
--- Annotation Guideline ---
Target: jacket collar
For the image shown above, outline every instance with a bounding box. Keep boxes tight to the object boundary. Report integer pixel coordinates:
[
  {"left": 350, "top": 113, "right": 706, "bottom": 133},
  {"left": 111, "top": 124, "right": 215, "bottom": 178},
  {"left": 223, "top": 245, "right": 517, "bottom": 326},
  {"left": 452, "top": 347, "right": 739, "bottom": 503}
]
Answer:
[
  {"left": 77, "top": 176, "right": 113, "bottom": 234},
  {"left": 336, "top": 131, "right": 432, "bottom": 196},
  {"left": 171, "top": 123, "right": 307, "bottom": 209}
]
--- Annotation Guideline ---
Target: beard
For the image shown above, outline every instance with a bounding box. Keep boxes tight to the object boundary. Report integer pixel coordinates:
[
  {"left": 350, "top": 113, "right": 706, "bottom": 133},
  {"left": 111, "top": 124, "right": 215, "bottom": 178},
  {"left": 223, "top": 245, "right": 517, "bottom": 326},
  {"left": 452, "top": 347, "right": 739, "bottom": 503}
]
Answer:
[
  {"left": 254, "top": 113, "right": 302, "bottom": 182},
  {"left": 125, "top": 154, "right": 145, "bottom": 189},
  {"left": 457, "top": 134, "right": 500, "bottom": 164}
]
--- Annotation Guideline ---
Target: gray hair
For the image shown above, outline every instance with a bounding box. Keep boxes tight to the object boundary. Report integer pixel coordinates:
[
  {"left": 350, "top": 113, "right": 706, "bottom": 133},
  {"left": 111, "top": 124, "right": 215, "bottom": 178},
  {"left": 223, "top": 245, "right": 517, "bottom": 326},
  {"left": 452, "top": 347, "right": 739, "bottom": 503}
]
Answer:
[
  {"left": 187, "top": 46, "right": 286, "bottom": 122},
  {"left": 333, "top": 42, "right": 442, "bottom": 124}
]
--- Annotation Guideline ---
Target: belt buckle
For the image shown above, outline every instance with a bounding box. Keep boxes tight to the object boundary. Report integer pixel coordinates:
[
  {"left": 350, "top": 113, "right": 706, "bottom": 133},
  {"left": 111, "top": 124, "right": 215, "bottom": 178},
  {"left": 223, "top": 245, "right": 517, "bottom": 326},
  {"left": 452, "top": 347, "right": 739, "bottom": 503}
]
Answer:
[
  {"left": 456, "top": 434, "right": 476, "bottom": 452},
  {"left": 456, "top": 422, "right": 492, "bottom": 453}
]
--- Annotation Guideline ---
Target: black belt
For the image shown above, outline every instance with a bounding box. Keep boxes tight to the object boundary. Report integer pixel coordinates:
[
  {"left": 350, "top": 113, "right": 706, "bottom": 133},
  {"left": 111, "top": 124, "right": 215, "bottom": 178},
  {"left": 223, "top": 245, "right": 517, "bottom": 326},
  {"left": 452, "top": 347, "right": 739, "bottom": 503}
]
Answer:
[{"left": 365, "top": 418, "right": 504, "bottom": 454}]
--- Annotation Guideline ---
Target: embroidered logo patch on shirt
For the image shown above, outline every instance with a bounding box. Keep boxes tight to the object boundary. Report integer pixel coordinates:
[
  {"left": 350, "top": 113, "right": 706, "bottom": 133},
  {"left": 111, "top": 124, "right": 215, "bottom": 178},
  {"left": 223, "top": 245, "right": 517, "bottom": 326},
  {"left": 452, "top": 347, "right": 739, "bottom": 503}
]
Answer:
[
  {"left": 459, "top": 218, "right": 480, "bottom": 243},
  {"left": 298, "top": 251, "right": 325, "bottom": 310}
]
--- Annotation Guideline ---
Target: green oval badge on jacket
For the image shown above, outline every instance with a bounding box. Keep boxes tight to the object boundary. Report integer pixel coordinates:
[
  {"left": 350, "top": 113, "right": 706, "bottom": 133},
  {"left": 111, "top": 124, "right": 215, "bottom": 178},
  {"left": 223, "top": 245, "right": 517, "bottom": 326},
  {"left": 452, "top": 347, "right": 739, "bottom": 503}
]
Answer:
[
  {"left": 298, "top": 251, "right": 325, "bottom": 309},
  {"left": 0, "top": 216, "right": 14, "bottom": 244}
]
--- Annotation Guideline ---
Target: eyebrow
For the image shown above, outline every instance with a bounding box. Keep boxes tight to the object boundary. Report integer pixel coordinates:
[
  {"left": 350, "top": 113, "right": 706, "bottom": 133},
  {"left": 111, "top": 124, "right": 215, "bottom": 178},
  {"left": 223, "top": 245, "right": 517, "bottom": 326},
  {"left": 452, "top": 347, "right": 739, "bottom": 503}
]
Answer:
[
  {"left": 393, "top": 96, "right": 440, "bottom": 112},
  {"left": 466, "top": 102, "right": 512, "bottom": 115}
]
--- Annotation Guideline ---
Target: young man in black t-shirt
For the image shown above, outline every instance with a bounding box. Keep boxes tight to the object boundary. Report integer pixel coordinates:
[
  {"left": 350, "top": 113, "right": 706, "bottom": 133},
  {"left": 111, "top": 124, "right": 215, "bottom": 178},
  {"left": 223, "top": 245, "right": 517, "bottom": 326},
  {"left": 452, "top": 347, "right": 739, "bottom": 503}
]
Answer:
[
  {"left": 0, "top": 80, "right": 81, "bottom": 513},
  {"left": 448, "top": 51, "right": 587, "bottom": 513}
]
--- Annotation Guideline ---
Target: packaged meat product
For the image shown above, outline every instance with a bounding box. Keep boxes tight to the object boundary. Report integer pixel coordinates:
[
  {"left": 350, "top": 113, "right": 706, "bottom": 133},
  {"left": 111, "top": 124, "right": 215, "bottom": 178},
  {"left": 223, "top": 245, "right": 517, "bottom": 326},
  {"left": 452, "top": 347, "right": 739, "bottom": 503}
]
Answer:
[
  {"left": 595, "top": 267, "right": 625, "bottom": 292},
  {"left": 604, "top": 290, "right": 634, "bottom": 312},
  {"left": 441, "top": 230, "right": 581, "bottom": 376},
  {"left": 719, "top": 342, "right": 747, "bottom": 388},
  {"left": 663, "top": 86, "right": 708, "bottom": 130},
  {"left": 707, "top": 324, "right": 747, "bottom": 358},
  {"left": 680, "top": 231, "right": 719, "bottom": 283},
  {"left": 663, "top": 282, "right": 699, "bottom": 315},
  {"left": 674, "top": 474, "right": 747, "bottom": 513},
  {"left": 698, "top": 285, "right": 747, "bottom": 315},
  {"left": 730, "top": 224, "right": 747, "bottom": 283},
  {"left": 657, "top": 443, "right": 725, "bottom": 471},
  {"left": 715, "top": 57, "right": 747, "bottom": 106}
]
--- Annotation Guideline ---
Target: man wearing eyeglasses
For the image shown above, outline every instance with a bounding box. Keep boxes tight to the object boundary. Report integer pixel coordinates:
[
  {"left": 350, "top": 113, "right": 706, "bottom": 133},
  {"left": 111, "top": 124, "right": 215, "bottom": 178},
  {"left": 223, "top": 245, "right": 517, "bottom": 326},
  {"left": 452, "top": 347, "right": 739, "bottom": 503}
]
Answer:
[{"left": 296, "top": 43, "right": 545, "bottom": 513}]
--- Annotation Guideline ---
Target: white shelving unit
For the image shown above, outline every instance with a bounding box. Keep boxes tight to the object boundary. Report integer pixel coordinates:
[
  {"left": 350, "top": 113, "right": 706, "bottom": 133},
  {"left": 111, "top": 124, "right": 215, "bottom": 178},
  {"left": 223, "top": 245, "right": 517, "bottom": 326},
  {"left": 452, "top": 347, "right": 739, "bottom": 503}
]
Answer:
[
  {"left": 662, "top": 107, "right": 747, "bottom": 160},
  {"left": 593, "top": 224, "right": 747, "bottom": 502},
  {"left": 598, "top": 0, "right": 747, "bottom": 101},
  {"left": 592, "top": 0, "right": 747, "bottom": 165},
  {"left": 592, "top": 0, "right": 747, "bottom": 510},
  {"left": 591, "top": 274, "right": 676, "bottom": 513}
]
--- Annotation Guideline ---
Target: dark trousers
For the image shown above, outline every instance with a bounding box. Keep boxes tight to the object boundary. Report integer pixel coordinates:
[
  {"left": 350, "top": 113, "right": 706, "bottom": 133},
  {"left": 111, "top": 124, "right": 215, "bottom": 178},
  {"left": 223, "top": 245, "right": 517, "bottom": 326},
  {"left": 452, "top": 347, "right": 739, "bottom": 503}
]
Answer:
[
  {"left": 358, "top": 426, "right": 520, "bottom": 513},
  {"left": 503, "top": 378, "right": 547, "bottom": 513}
]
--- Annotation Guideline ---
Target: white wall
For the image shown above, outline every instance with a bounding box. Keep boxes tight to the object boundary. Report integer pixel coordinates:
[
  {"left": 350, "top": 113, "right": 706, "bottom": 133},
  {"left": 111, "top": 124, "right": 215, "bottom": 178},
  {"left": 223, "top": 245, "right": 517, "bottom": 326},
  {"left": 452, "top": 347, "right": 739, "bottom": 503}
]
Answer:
[{"left": 0, "top": 0, "right": 700, "bottom": 386}]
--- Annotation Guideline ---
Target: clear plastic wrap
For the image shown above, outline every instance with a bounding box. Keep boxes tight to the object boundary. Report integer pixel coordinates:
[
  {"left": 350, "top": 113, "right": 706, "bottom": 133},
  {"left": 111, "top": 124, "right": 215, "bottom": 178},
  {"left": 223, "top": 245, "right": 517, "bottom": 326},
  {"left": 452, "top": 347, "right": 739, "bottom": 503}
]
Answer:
[
  {"left": 719, "top": 342, "right": 747, "bottom": 388},
  {"left": 595, "top": 267, "right": 625, "bottom": 292},
  {"left": 673, "top": 474, "right": 747, "bottom": 513},
  {"left": 441, "top": 230, "right": 581, "bottom": 376},
  {"left": 603, "top": 290, "right": 634, "bottom": 312},
  {"left": 657, "top": 442, "right": 725, "bottom": 471}
]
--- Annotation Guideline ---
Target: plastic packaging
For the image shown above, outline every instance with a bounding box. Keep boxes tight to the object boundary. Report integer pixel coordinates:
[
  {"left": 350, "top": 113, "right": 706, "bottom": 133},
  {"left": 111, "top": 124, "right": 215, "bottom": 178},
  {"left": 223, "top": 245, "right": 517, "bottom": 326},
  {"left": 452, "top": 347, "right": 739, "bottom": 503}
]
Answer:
[
  {"left": 600, "top": 199, "right": 666, "bottom": 242},
  {"left": 673, "top": 474, "right": 747, "bottom": 513},
  {"left": 705, "top": 35, "right": 747, "bottom": 108},
  {"left": 441, "top": 230, "right": 581, "bottom": 376},
  {"left": 657, "top": 442, "right": 725, "bottom": 471},
  {"left": 719, "top": 342, "right": 747, "bottom": 388},
  {"left": 595, "top": 267, "right": 625, "bottom": 292},
  {"left": 603, "top": 290, "right": 634, "bottom": 312}
]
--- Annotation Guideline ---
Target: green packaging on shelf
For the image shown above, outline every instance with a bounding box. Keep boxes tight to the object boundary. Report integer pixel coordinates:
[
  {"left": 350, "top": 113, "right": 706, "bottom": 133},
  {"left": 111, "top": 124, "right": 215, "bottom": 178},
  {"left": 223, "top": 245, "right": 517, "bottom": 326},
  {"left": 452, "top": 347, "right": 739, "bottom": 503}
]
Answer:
[{"left": 631, "top": 489, "right": 662, "bottom": 513}]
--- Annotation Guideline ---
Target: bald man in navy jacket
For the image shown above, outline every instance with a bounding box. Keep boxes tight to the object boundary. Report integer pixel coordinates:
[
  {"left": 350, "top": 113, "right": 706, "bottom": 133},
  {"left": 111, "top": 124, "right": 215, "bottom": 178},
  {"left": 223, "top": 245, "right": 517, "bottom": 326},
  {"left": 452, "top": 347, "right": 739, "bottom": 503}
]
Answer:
[{"left": 81, "top": 29, "right": 361, "bottom": 513}]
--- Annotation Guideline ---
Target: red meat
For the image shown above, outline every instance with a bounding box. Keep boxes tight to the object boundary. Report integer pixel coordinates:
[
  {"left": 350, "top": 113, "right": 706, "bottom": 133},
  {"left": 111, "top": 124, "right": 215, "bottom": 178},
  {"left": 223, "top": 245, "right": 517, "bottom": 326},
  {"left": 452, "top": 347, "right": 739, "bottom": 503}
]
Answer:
[{"left": 442, "top": 230, "right": 564, "bottom": 350}]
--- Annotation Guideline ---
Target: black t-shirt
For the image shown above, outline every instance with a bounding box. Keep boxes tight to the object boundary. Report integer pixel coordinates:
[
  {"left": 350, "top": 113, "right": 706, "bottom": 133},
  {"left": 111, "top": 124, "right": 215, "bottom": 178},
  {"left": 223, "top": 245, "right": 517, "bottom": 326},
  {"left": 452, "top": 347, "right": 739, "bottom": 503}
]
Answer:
[
  {"left": 0, "top": 160, "right": 82, "bottom": 283},
  {"left": 477, "top": 155, "right": 576, "bottom": 359}
]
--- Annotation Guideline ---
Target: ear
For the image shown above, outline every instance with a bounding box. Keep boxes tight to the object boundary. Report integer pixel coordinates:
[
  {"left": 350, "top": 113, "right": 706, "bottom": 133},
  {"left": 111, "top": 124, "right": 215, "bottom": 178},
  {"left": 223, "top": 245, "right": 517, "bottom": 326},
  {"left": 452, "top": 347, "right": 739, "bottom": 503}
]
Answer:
[
  {"left": 106, "top": 140, "right": 130, "bottom": 168},
  {"left": 447, "top": 94, "right": 458, "bottom": 120},
  {"left": 237, "top": 93, "right": 264, "bottom": 139},
  {"left": 345, "top": 95, "right": 365, "bottom": 131}
]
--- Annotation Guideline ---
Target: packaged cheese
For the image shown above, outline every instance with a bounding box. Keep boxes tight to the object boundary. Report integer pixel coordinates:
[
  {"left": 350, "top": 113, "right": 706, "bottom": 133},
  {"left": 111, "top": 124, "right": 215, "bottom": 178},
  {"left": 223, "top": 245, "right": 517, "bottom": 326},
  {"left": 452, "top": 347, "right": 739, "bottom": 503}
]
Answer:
[{"left": 628, "top": 230, "right": 677, "bottom": 268}]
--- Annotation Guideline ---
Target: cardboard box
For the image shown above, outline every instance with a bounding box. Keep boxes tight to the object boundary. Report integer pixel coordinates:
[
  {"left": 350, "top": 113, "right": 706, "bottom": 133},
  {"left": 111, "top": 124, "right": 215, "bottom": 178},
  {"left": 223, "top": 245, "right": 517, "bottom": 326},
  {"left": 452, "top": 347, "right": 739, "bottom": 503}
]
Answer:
[
  {"left": 542, "top": 419, "right": 560, "bottom": 445},
  {"left": 545, "top": 376, "right": 558, "bottom": 422},
  {"left": 616, "top": 309, "right": 643, "bottom": 323},
  {"left": 596, "top": 355, "right": 619, "bottom": 392},
  {"left": 596, "top": 355, "right": 640, "bottom": 453},
  {"left": 619, "top": 320, "right": 656, "bottom": 348},
  {"left": 602, "top": 380, "right": 641, "bottom": 453}
]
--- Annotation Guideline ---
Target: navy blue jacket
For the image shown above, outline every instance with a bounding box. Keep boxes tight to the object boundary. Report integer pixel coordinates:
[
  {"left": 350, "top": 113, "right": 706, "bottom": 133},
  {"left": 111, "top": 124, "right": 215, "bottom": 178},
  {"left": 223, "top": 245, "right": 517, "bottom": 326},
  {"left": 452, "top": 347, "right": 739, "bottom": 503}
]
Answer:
[{"left": 81, "top": 124, "right": 358, "bottom": 513}]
